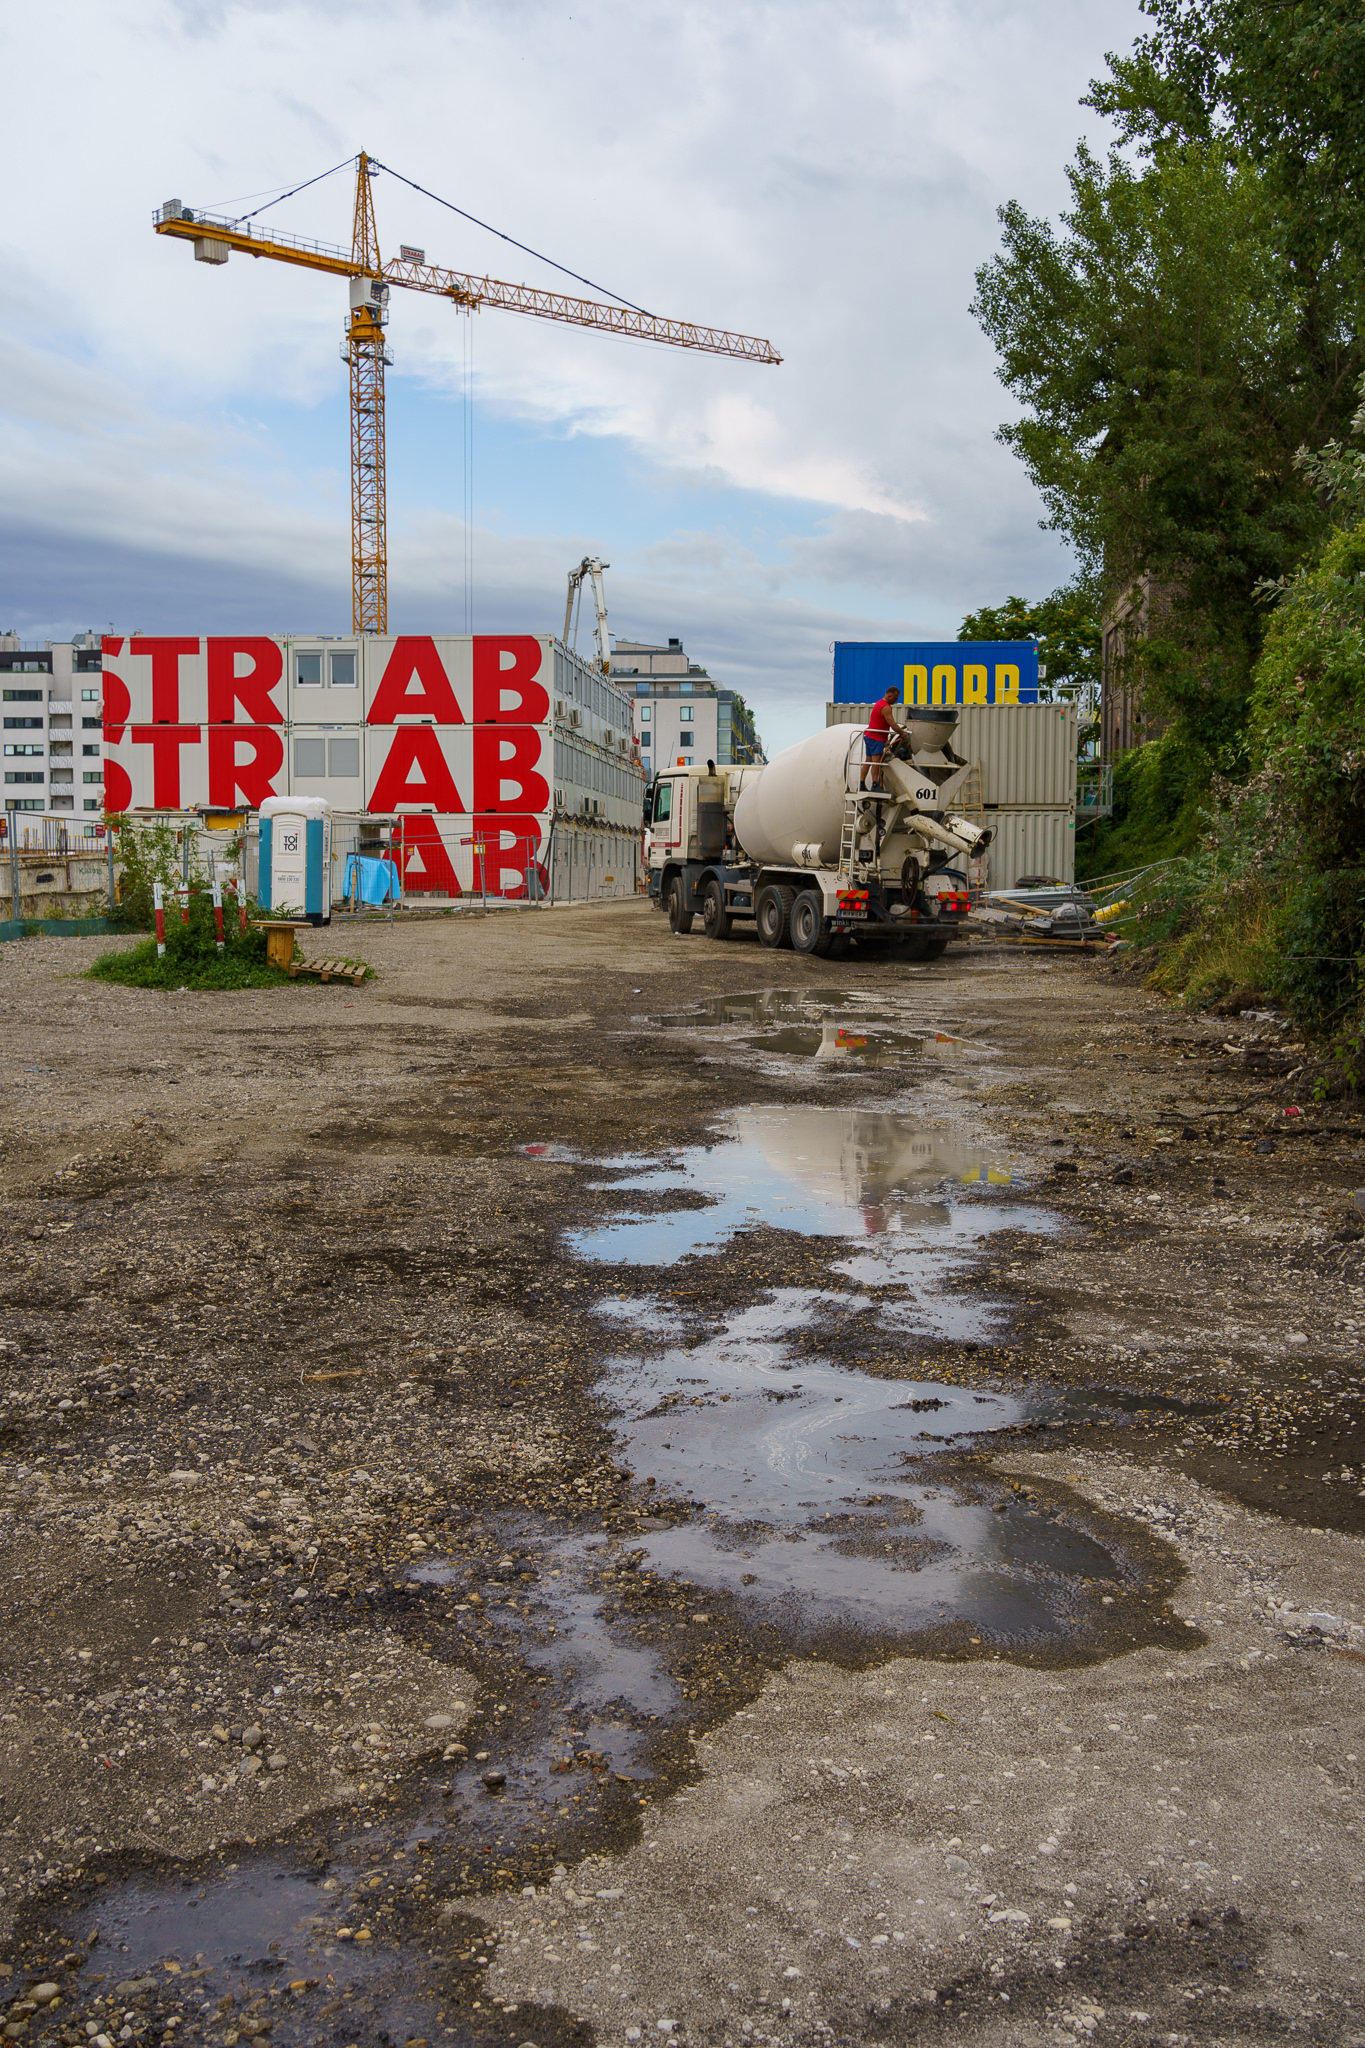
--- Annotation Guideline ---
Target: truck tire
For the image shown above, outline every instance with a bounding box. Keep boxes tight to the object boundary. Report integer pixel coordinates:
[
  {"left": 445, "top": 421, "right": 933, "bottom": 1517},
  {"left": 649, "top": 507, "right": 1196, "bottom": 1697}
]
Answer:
[
  {"left": 701, "top": 878, "right": 732, "bottom": 940},
  {"left": 790, "top": 890, "right": 830, "bottom": 955},
  {"left": 667, "top": 878, "right": 694, "bottom": 935},
  {"left": 756, "top": 884, "right": 795, "bottom": 950}
]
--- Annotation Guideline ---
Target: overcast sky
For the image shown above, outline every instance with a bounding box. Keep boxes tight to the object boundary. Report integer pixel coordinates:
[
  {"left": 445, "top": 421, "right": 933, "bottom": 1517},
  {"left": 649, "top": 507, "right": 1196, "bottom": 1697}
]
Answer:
[{"left": 3, "top": 0, "right": 1144, "bottom": 753}]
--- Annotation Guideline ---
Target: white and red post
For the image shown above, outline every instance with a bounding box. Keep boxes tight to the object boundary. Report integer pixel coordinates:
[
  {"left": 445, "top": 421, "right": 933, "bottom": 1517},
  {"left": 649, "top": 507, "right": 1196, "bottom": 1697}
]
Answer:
[
  {"left": 211, "top": 876, "right": 225, "bottom": 952},
  {"left": 153, "top": 881, "right": 166, "bottom": 958}
]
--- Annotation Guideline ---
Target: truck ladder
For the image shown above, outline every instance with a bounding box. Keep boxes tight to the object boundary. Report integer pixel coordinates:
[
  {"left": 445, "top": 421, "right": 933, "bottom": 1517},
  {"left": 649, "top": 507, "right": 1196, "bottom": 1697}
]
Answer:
[{"left": 837, "top": 791, "right": 893, "bottom": 882}]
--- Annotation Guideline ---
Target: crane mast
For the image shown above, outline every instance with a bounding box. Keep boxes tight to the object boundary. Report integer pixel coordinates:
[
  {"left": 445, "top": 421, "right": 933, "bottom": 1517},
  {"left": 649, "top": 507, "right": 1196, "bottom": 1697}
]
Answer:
[
  {"left": 154, "top": 156, "right": 781, "bottom": 633},
  {"left": 348, "top": 155, "right": 389, "bottom": 633}
]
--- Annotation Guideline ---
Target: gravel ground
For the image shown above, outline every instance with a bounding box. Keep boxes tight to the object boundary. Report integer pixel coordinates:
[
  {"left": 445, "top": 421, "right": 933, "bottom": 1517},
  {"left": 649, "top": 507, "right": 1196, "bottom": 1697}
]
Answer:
[{"left": 1, "top": 904, "right": 1362, "bottom": 2048}]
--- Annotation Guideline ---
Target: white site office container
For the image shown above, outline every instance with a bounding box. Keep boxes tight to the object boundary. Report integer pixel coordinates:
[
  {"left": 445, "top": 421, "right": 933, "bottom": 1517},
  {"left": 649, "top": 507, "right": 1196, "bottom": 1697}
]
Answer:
[
  {"left": 826, "top": 701, "right": 1076, "bottom": 809},
  {"left": 984, "top": 808, "right": 1076, "bottom": 890}
]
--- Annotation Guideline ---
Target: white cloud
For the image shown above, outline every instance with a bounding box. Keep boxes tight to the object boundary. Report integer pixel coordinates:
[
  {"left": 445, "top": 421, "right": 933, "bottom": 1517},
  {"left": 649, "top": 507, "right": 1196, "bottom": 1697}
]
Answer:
[{"left": 1, "top": 0, "right": 1146, "bottom": 727}]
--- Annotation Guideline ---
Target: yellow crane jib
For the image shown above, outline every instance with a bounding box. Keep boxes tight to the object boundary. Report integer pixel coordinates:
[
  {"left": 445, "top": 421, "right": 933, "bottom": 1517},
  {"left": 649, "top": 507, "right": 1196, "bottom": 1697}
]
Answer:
[{"left": 153, "top": 155, "right": 781, "bottom": 633}]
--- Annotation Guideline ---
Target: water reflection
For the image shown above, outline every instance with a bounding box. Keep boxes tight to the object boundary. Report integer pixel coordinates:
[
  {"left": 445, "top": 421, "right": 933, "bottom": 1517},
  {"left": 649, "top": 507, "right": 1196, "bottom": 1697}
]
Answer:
[{"left": 567, "top": 1108, "right": 1030, "bottom": 1263}]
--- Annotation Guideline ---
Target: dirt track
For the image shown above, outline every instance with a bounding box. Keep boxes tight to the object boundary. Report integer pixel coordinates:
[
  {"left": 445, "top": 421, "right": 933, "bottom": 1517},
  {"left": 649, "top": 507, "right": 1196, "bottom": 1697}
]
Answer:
[{"left": 1, "top": 902, "right": 1363, "bottom": 2048}]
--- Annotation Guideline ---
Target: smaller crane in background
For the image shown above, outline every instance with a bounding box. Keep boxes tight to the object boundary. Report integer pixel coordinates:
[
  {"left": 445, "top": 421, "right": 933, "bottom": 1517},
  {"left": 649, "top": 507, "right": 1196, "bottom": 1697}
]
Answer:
[{"left": 563, "top": 557, "right": 612, "bottom": 673}]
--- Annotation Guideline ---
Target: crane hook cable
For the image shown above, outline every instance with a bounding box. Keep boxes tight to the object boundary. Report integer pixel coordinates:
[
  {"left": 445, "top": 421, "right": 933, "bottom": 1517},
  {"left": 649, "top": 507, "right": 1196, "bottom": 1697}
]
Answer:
[{"left": 367, "top": 157, "right": 655, "bottom": 317}]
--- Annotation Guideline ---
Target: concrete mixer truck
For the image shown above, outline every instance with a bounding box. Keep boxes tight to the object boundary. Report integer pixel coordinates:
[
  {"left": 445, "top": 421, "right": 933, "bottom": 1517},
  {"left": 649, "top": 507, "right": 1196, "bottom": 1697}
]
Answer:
[{"left": 645, "top": 703, "right": 992, "bottom": 957}]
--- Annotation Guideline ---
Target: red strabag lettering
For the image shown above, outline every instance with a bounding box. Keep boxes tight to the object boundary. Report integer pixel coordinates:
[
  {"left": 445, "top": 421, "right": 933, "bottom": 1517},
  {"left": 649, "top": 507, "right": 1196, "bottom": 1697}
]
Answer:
[
  {"left": 207, "top": 640, "right": 284, "bottom": 724},
  {"left": 368, "top": 639, "right": 463, "bottom": 725},
  {"left": 130, "top": 725, "right": 200, "bottom": 808},
  {"left": 207, "top": 727, "right": 284, "bottom": 807},
  {"left": 396, "top": 815, "right": 460, "bottom": 896},
  {"left": 472, "top": 638, "right": 549, "bottom": 723},
  {"left": 130, "top": 638, "right": 199, "bottom": 723},
  {"left": 472, "top": 728, "right": 549, "bottom": 813},
  {"left": 367, "top": 727, "right": 465, "bottom": 812},
  {"left": 470, "top": 815, "right": 547, "bottom": 898}
]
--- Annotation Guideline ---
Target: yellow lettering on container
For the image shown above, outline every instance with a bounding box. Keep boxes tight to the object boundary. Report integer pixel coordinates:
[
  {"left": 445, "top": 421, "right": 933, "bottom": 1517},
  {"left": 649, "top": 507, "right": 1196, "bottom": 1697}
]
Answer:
[
  {"left": 904, "top": 664, "right": 928, "bottom": 705},
  {"left": 994, "top": 663, "right": 1020, "bottom": 704},
  {"left": 962, "top": 664, "right": 988, "bottom": 704},
  {"left": 931, "top": 664, "right": 957, "bottom": 705}
]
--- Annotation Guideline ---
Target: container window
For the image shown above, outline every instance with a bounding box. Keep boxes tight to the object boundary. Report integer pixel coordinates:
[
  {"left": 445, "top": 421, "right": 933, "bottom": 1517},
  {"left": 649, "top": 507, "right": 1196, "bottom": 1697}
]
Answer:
[
  {"left": 295, "top": 653, "right": 323, "bottom": 687},
  {"left": 328, "top": 736, "right": 360, "bottom": 777},
  {"left": 330, "top": 651, "right": 357, "bottom": 688},
  {"left": 294, "top": 737, "right": 326, "bottom": 776}
]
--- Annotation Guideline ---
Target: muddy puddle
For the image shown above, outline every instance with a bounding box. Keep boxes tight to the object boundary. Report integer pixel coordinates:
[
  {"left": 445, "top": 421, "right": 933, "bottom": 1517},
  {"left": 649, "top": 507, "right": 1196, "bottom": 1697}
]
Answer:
[
  {"left": 591, "top": 1288, "right": 1125, "bottom": 1642},
  {"left": 645, "top": 987, "right": 990, "bottom": 1067},
  {"left": 566, "top": 1107, "right": 1033, "bottom": 1270}
]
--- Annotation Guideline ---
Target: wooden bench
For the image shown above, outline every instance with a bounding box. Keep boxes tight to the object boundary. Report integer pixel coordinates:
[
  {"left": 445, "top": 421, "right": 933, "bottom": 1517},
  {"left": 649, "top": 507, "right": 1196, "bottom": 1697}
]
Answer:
[{"left": 288, "top": 956, "right": 368, "bottom": 986}]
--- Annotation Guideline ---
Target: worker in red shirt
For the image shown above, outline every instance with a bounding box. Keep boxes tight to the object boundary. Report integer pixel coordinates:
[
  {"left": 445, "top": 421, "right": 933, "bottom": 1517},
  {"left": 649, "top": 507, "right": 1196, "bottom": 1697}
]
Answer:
[{"left": 860, "top": 685, "right": 901, "bottom": 788}]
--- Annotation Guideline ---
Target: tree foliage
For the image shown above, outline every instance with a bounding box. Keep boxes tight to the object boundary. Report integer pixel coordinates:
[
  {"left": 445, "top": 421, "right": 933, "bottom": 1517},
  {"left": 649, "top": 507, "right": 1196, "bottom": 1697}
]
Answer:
[
  {"left": 971, "top": 0, "right": 1364, "bottom": 758},
  {"left": 958, "top": 579, "right": 1101, "bottom": 704}
]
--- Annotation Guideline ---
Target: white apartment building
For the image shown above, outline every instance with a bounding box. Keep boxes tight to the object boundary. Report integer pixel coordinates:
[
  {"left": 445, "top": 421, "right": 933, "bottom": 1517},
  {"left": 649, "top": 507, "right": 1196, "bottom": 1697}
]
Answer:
[
  {"left": 1, "top": 632, "right": 105, "bottom": 817},
  {"left": 608, "top": 636, "right": 764, "bottom": 780}
]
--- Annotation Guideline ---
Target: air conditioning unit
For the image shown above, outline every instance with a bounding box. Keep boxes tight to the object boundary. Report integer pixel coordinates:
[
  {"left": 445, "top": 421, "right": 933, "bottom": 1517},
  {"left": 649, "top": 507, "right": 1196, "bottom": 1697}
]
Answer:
[
  {"left": 569, "top": 709, "right": 582, "bottom": 728},
  {"left": 554, "top": 787, "right": 564, "bottom": 808},
  {"left": 555, "top": 699, "right": 566, "bottom": 717}
]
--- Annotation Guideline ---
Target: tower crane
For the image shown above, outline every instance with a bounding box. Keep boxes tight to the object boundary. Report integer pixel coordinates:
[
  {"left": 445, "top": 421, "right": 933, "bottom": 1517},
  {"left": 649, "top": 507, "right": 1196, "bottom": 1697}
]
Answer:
[
  {"left": 563, "top": 557, "right": 612, "bottom": 674},
  {"left": 154, "top": 154, "right": 781, "bottom": 635}
]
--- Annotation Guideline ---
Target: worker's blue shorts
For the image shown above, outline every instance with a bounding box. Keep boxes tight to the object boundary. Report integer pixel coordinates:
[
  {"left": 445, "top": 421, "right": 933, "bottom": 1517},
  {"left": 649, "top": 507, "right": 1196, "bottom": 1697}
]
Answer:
[{"left": 863, "top": 737, "right": 886, "bottom": 758}]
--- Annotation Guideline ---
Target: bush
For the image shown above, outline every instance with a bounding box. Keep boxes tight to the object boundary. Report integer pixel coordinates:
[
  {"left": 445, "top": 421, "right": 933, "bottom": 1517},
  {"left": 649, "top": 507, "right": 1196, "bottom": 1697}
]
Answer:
[
  {"left": 87, "top": 895, "right": 292, "bottom": 991},
  {"left": 1080, "top": 728, "right": 1211, "bottom": 879},
  {"left": 1267, "top": 869, "right": 1365, "bottom": 1033}
]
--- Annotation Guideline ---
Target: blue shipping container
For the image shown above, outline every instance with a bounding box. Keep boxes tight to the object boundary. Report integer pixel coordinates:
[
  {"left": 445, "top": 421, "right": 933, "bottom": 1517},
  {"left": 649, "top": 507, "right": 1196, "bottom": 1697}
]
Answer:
[{"left": 833, "top": 640, "right": 1040, "bottom": 707}]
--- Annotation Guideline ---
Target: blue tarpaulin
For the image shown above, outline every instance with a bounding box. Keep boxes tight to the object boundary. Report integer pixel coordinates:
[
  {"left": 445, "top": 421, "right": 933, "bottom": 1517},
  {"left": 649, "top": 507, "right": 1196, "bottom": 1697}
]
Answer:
[{"left": 344, "top": 854, "right": 402, "bottom": 905}]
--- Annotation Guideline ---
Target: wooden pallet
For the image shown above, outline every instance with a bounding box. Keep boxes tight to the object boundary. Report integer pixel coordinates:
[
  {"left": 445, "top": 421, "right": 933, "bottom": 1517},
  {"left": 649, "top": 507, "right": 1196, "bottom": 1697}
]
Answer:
[{"left": 288, "top": 956, "right": 368, "bottom": 986}]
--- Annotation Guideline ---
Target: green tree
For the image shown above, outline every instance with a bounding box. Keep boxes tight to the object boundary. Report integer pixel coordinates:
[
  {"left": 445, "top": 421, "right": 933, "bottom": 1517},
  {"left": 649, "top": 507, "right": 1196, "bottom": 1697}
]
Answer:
[
  {"left": 958, "top": 579, "right": 1101, "bottom": 706},
  {"left": 972, "top": 0, "right": 1364, "bottom": 765}
]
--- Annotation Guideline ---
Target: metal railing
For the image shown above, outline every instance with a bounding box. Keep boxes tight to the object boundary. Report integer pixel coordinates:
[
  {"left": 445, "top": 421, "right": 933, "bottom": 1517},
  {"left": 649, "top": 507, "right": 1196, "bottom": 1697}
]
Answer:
[{"left": 1076, "top": 762, "right": 1114, "bottom": 815}]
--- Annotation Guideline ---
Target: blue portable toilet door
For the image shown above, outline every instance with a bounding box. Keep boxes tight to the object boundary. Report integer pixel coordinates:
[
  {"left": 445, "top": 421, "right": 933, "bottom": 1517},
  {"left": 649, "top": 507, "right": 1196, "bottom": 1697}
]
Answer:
[
  {"left": 305, "top": 817, "right": 331, "bottom": 926},
  {"left": 258, "top": 816, "right": 273, "bottom": 913}
]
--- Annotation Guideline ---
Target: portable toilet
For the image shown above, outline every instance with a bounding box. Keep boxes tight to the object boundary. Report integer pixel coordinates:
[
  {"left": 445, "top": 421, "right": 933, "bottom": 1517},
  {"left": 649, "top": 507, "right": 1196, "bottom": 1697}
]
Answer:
[{"left": 259, "top": 796, "right": 332, "bottom": 925}]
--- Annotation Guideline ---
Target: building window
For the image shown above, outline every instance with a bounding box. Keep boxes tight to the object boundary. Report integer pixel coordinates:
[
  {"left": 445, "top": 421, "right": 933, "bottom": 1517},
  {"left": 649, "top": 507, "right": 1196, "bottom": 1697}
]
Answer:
[
  {"left": 294, "top": 736, "right": 326, "bottom": 776},
  {"left": 5, "top": 772, "right": 44, "bottom": 784},
  {"left": 330, "top": 651, "right": 357, "bottom": 688},
  {"left": 83, "top": 745, "right": 100, "bottom": 757},
  {"left": 82, "top": 717, "right": 101, "bottom": 729},
  {"left": 328, "top": 736, "right": 359, "bottom": 776},
  {"left": 679, "top": 706, "right": 693, "bottom": 723},
  {"left": 84, "top": 799, "right": 101, "bottom": 812},
  {"left": 2, "top": 689, "right": 43, "bottom": 703},
  {"left": 82, "top": 771, "right": 103, "bottom": 785},
  {"left": 6, "top": 798, "right": 43, "bottom": 811},
  {"left": 4, "top": 718, "right": 42, "bottom": 730},
  {"left": 295, "top": 652, "right": 323, "bottom": 687},
  {"left": 639, "top": 705, "right": 650, "bottom": 722},
  {"left": 4, "top": 744, "right": 43, "bottom": 757},
  {"left": 81, "top": 689, "right": 100, "bottom": 701}
]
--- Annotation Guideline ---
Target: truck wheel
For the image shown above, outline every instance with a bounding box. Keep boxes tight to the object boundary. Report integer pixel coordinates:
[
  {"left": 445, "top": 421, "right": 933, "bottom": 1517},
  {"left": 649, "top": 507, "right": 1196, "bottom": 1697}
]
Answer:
[
  {"left": 667, "top": 878, "right": 694, "bottom": 935},
  {"left": 701, "top": 879, "right": 732, "bottom": 940},
  {"left": 756, "top": 884, "right": 794, "bottom": 949},
  {"left": 790, "top": 890, "right": 830, "bottom": 955}
]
